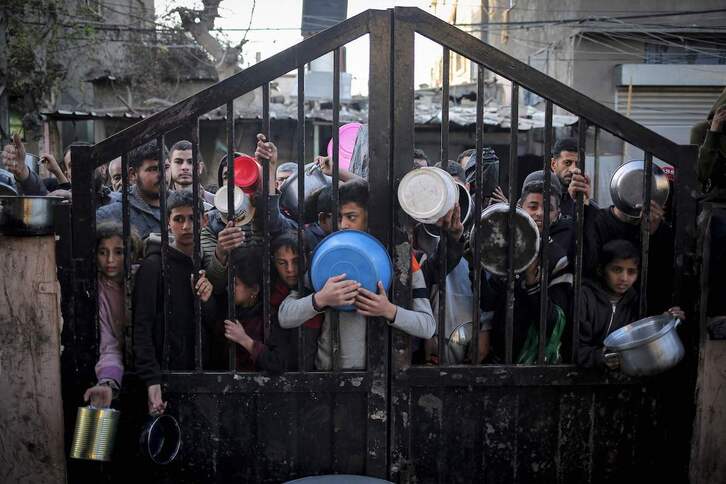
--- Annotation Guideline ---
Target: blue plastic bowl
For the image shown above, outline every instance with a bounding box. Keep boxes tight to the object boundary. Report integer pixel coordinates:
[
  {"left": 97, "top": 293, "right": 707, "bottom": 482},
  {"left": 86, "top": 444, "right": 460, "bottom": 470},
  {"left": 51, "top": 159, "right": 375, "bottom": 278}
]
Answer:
[{"left": 310, "top": 230, "right": 393, "bottom": 311}]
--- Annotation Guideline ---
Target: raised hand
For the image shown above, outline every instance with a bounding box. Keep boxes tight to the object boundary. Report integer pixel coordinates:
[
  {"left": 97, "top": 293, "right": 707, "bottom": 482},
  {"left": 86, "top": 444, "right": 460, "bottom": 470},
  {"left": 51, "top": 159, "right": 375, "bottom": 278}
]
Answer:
[
  {"left": 2, "top": 133, "right": 29, "bottom": 182},
  {"left": 215, "top": 221, "right": 245, "bottom": 264},
  {"left": 192, "top": 270, "right": 213, "bottom": 302},
  {"left": 568, "top": 168, "right": 591, "bottom": 205}
]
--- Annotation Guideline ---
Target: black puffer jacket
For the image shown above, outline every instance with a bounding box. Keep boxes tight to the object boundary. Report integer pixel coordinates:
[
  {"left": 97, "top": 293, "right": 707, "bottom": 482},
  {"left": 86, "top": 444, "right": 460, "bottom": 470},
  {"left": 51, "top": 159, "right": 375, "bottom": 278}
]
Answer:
[
  {"left": 583, "top": 206, "right": 673, "bottom": 313},
  {"left": 576, "top": 278, "right": 639, "bottom": 369}
]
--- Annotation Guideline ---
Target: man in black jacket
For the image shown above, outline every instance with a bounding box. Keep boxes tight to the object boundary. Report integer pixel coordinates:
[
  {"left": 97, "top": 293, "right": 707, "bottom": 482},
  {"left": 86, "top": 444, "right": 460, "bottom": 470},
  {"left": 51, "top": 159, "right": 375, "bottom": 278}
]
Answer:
[{"left": 133, "top": 191, "right": 214, "bottom": 415}]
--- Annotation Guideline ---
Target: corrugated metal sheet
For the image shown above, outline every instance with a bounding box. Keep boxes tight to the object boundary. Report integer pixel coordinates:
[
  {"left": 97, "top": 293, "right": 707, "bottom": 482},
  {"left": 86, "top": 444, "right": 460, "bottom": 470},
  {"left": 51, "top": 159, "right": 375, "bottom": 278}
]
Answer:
[{"left": 615, "top": 86, "right": 723, "bottom": 127}]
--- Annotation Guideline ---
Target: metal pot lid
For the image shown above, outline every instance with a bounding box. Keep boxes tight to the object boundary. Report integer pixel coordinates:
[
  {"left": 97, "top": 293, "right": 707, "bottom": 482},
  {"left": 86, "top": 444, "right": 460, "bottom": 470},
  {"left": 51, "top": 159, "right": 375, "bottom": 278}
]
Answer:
[
  {"left": 609, "top": 160, "right": 670, "bottom": 218},
  {"left": 471, "top": 203, "right": 540, "bottom": 276},
  {"left": 604, "top": 314, "right": 677, "bottom": 351}
]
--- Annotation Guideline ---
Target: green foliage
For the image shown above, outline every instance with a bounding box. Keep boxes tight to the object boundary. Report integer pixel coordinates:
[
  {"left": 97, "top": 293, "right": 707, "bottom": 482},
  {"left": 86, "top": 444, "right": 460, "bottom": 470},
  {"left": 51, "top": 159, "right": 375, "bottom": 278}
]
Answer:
[{"left": 4, "top": 0, "right": 99, "bottom": 130}]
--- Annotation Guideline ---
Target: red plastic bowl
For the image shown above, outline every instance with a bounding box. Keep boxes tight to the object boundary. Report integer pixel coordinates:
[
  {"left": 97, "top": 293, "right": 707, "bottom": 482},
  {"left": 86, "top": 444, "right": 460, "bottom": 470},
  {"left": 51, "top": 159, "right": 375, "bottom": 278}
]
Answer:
[{"left": 233, "top": 155, "right": 260, "bottom": 193}]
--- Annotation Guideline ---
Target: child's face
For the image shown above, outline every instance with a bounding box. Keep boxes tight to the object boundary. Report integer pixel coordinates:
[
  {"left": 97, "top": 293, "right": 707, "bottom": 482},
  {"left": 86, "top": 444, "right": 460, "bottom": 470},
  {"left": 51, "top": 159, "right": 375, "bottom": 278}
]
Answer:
[
  {"left": 233, "top": 276, "right": 259, "bottom": 306},
  {"left": 97, "top": 235, "right": 124, "bottom": 280},
  {"left": 339, "top": 202, "right": 367, "bottom": 231},
  {"left": 168, "top": 206, "right": 206, "bottom": 248},
  {"left": 603, "top": 258, "right": 639, "bottom": 296},
  {"left": 274, "top": 246, "right": 299, "bottom": 288},
  {"left": 521, "top": 192, "right": 559, "bottom": 233}
]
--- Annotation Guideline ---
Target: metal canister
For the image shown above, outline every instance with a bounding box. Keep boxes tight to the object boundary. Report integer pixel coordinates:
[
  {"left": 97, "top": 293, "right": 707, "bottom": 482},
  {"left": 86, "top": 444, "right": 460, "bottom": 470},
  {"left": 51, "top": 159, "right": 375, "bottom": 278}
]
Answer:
[{"left": 70, "top": 406, "right": 121, "bottom": 461}]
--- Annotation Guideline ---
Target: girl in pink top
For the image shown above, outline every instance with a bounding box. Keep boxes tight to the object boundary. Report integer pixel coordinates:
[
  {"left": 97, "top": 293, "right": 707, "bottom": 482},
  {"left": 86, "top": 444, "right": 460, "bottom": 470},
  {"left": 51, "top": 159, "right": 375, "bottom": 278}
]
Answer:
[{"left": 83, "top": 223, "right": 138, "bottom": 408}]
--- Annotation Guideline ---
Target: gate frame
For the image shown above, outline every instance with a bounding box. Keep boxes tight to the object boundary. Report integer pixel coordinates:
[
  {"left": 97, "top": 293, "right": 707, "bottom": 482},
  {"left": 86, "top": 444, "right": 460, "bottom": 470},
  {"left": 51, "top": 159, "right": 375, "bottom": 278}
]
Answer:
[{"left": 61, "top": 6, "right": 701, "bottom": 482}]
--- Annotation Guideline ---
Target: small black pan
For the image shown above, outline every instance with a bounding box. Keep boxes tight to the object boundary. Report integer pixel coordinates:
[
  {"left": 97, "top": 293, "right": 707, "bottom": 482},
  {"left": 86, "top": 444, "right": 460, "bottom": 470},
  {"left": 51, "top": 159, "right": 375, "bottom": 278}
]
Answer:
[{"left": 139, "top": 413, "right": 181, "bottom": 465}]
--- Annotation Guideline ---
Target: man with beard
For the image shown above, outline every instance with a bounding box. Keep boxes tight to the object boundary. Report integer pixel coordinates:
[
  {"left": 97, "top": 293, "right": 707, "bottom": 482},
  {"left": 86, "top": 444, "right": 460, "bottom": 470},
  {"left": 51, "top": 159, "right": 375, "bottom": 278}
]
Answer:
[
  {"left": 550, "top": 138, "right": 597, "bottom": 220},
  {"left": 168, "top": 140, "right": 214, "bottom": 205},
  {"left": 97, "top": 139, "right": 164, "bottom": 239}
]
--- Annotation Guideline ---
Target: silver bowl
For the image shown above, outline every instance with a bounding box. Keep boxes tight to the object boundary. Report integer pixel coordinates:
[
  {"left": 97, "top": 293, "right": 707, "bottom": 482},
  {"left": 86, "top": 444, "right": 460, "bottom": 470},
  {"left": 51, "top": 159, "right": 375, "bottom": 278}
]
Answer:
[{"left": 610, "top": 160, "right": 670, "bottom": 218}]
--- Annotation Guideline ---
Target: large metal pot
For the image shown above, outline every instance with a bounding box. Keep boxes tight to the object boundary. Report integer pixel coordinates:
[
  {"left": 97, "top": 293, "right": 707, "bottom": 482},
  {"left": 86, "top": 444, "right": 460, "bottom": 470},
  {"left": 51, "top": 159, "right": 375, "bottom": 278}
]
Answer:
[
  {"left": 279, "top": 164, "right": 331, "bottom": 220},
  {"left": 610, "top": 160, "right": 670, "bottom": 218},
  {"left": 0, "top": 195, "right": 63, "bottom": 235},
  {"left": 470, "top": 203, "right": 540, "bottom": 276},
  {"left": 604, "top": 314, "right": 684, "bottom": 376}
]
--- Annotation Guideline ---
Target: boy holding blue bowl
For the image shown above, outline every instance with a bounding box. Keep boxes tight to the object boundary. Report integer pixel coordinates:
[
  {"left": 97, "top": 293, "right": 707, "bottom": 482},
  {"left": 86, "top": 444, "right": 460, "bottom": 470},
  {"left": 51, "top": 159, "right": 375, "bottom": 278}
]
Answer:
[{"left": 278, "top": 179, "right": 436, "bottom": 370}]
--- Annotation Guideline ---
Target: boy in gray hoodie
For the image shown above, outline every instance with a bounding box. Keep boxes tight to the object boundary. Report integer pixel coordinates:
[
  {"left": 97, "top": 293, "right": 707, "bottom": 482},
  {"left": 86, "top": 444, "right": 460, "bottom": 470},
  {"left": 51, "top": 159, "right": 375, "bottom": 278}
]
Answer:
[{"left": 278, "top": 179, "right": 436, "bottom": 370}]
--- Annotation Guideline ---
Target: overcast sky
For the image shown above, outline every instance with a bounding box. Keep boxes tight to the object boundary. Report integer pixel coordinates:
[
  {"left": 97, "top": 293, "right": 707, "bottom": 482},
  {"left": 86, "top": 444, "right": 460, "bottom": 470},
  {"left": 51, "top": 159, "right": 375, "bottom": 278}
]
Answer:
[{"left": 156, "top": 0, "right": 442, "bottom": 95}]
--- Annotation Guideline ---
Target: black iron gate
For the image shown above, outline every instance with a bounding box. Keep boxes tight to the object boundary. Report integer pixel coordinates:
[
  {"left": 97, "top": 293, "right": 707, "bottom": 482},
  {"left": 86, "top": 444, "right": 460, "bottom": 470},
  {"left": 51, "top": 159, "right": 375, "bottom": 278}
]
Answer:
[{"left": 61, "top": 8, "right": 700, "bottom": 483}]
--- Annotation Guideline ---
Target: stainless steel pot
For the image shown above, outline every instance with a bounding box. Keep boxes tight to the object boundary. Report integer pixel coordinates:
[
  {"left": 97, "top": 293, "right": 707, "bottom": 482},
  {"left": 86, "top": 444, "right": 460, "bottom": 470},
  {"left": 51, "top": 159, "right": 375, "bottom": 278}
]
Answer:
[
  {"left": 470, "top": 203, "right": 540, "bottom": 276},
  {"left": 279, "top": 164, "right": 331, "bottom": 220},
  {"left": 446, "top": 322, "right": 473, "bottom": 364},
  {"left": 0, "top": 195, "right": 63, "bottom": 235},
  {"left": 610, "top": 160, "right": 670, "bottom": 218},
  {"left": 604, "top": 314, "right": 684, "bottom": 376}
]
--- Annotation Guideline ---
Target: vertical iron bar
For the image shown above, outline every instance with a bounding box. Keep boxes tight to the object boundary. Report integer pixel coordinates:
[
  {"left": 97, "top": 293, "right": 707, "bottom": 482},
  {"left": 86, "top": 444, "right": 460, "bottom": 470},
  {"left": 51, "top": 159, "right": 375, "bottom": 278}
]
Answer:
[
  {"left": 261, "top": 83, "right": 272, "bottom": 368},
  {"left": 297, "top": 66, "right": 306, "bottom": 371},
  {"left": 157, "top": 135, "right": 171, "bottom": 371},
  {"left": 121, "top": 151, "right": 131, "bottom": 292},
  {"left": 470, "top": 65, "right": 484, "bottom": 364},
  {"left": 505, "top": 83, "right": 519, "bottom": 364},
  {"left": 593, "top": 126, "right": 600, "bottom": 204},
  {"left": 538, "top": 100, "right": 553, "bottom": 364},
  {"left": 437, "top": 46, "right": 449, "bottom": 366},
  {"left": 226, "top": 101, "right": 237, "bottom": 372},
  {"left": 572, "top": 118, "right": 587, "bottom": 362},
  {"left": 191, "top": 120, "right": 203, "bottom": 372},
  {"left": 331, "top": 49, "right": 341, "bottom": 372},
  {"left": 367, "top": 11, "right": 393, "bottom": 477},
  {"left": 639, "top": 152, "right": 653, "bottom": 317}
]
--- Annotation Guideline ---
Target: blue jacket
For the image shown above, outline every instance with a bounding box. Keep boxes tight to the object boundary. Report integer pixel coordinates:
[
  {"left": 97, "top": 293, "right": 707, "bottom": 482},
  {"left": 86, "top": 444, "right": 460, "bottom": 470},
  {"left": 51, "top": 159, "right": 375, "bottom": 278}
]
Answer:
[{"left": 96, "top": 186, "right": 161, "bottom": 239}]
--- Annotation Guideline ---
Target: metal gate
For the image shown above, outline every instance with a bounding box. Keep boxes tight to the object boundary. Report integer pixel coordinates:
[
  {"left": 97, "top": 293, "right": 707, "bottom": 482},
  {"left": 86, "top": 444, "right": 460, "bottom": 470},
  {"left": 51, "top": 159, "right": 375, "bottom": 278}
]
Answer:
[{"left": 61, "top": 8, "right": 700, "bottom": 483}]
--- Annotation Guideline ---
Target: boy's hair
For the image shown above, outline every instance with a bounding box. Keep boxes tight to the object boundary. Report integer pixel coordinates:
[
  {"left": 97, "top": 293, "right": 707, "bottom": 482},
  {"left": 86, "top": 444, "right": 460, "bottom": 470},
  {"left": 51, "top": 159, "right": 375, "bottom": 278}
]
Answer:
[
  {"left": 302, "top": 185, "right": 331, "bottom": 224},
  {"left": 599, "top": 239, "right": 640, "bottom": 269},
  {"left": 272, "top": 231, "right": 302, "bottom": 257},
  {"left": 551, "top": 138, "right": 578, "bottom": 158},
  {"left": 413, "top": 148, "right": 428, "bottom": 165},
  {"left": 230, "top": 249, "right": 263, "bottom": 289},
  {"left": 339, "top": 179, "right": 369, "bottom": 210},
  {"left": 128, "top": 139, "right": 165, "bottom": 171},
  {"left": 96, "top": 222, "right": 141, "bottom": 262},
  {"left": 518, "top": 181, "right": 561, "bottom": 208},
  {"left": 166, "top": 190, "right": 203, "bottom": 218},
  {"left": 168, "top": 140, "right": 193, "bottom": 157},
  {"left": 434, "top": 160, "right": 465, "bottom": 182}
]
